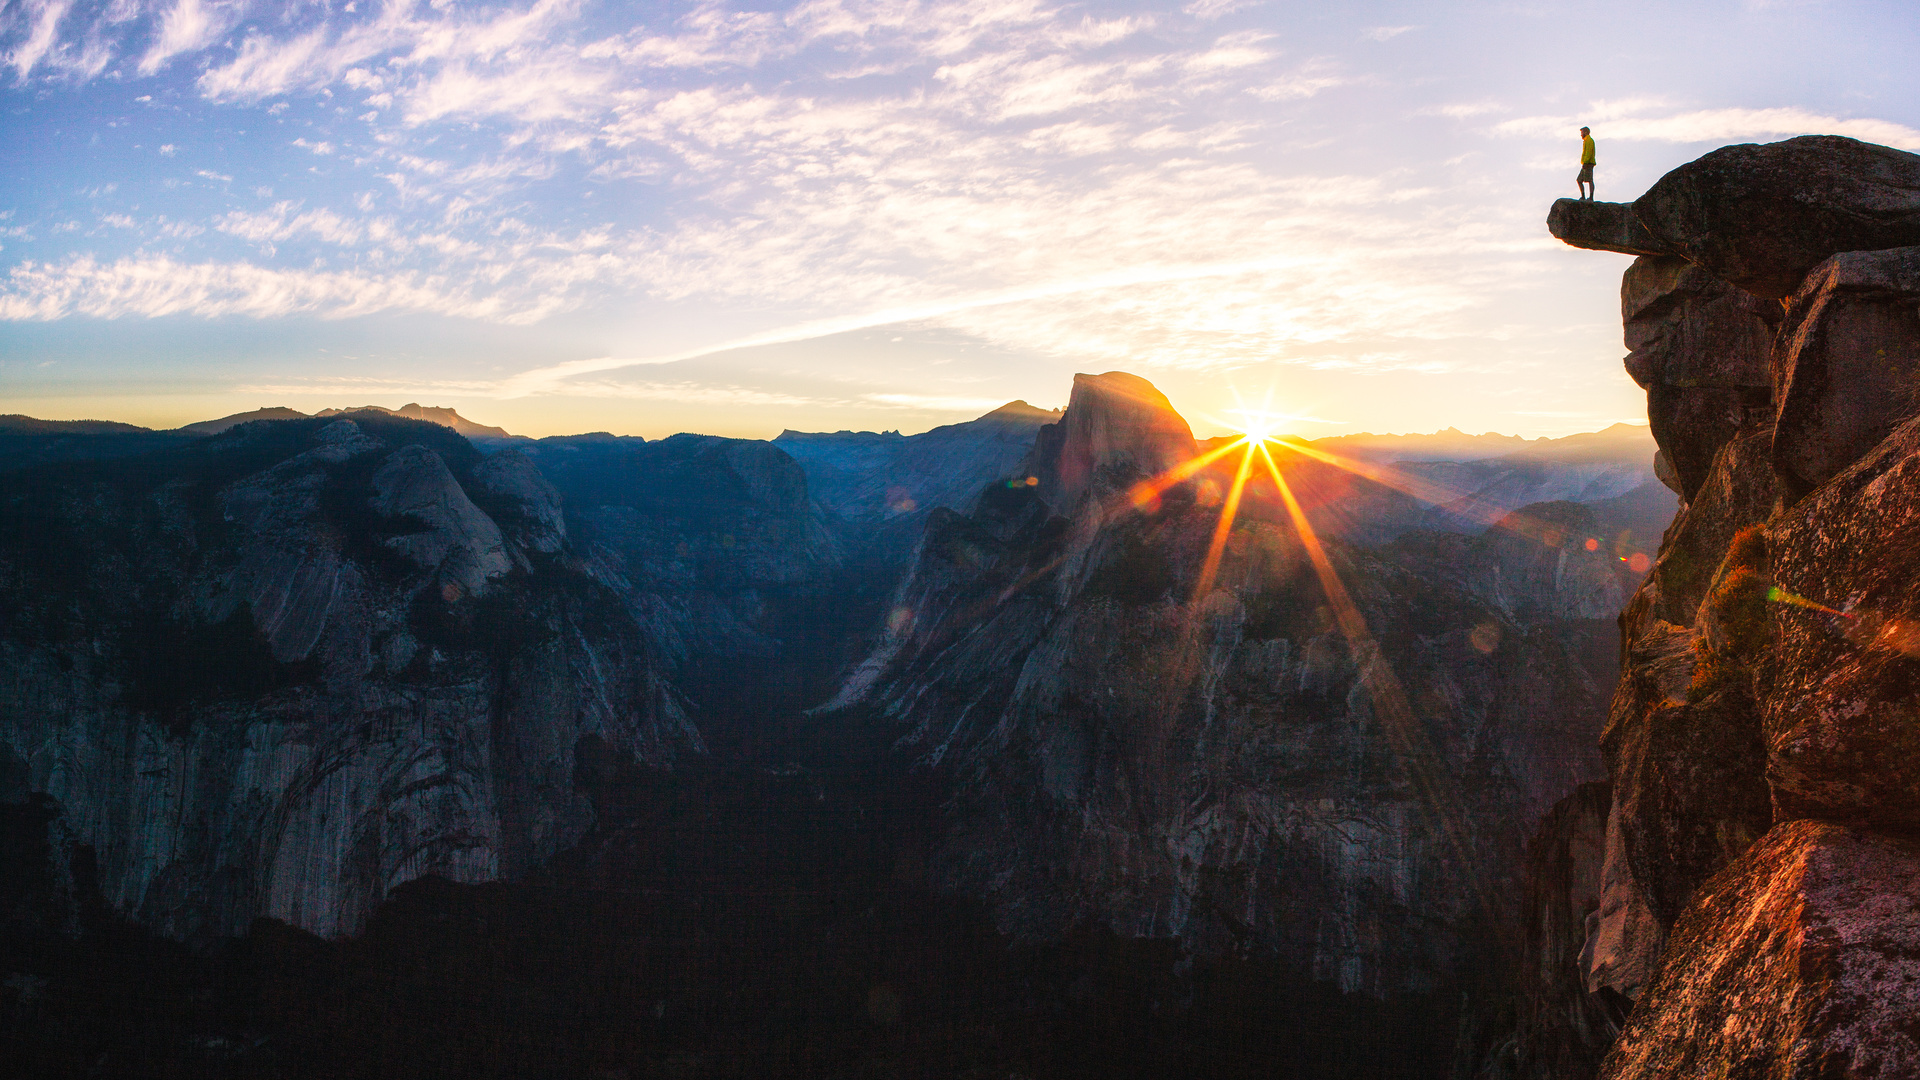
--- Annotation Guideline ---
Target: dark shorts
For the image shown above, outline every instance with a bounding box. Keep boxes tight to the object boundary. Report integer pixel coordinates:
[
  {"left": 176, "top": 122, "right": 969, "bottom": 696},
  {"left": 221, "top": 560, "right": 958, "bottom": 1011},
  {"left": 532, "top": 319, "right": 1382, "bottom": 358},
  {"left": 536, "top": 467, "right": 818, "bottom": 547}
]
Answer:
[{"left": 1578, "top": 164, "right": 1595, "bottom": 183}]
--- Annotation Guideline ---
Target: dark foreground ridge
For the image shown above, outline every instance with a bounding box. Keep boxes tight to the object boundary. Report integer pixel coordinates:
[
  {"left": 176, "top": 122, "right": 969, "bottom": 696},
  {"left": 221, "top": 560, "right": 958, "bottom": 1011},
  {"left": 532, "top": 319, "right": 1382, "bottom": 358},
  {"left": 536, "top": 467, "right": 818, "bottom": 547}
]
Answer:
[{"left": 3, "top": 709, "right": 1460, "bottom": 1080}]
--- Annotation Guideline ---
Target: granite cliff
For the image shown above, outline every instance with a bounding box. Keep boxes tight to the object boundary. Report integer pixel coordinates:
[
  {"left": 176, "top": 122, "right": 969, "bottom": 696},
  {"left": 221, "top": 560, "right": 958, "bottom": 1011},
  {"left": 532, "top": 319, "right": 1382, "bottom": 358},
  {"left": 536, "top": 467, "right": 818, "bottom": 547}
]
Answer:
[
  {"left": 1541, "top": 134, "right": 1920, "bottom": 1079},
  {"left": 0, "top": 413, "right": 698, "bottom": 941}
]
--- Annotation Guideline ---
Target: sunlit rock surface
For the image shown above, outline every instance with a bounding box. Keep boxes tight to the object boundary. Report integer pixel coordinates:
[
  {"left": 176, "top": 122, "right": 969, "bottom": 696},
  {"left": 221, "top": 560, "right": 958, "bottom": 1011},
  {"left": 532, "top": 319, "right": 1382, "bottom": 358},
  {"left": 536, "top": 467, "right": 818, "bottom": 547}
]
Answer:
[
  {"left": 0, "top": 414, "right": 695, "bottom": 941},
  {"left": 1028, "top": 371, "right": 1197, "bottom": 512},
  {"left": 1765, "top": 414, "right": 1920, "bottom": 827},
  {"left": 1602, "top": 820, "right": 1920, "bottom": 1080},
  {"left": 832, "top": 372, "right": 1618, "bottom": 999}
]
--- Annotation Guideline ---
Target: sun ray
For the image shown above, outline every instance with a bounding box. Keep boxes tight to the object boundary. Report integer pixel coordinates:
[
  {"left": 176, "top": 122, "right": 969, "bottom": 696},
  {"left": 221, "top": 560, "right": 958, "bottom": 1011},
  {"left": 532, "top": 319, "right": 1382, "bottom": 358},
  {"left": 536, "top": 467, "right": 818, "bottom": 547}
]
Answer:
[
  {"left": 1192, "top": 438, "right": 1257, "bottom": 603},
  {"left": 1257, "top": 443, "right": 1507, "bottom": 948},
  {"left": 1268, "top": 435, "right": 1655, "bottom": 563},
  {"left": 1128, "top": 436, "right": 1247, "bottom": 508}
]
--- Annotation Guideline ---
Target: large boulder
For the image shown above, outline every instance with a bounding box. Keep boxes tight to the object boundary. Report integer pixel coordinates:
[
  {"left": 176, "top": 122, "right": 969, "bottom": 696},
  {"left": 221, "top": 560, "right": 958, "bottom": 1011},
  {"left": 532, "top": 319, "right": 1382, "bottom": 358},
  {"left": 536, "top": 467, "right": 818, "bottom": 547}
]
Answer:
[
  {"left": 1548, "top": 200, "right": 1674, "bottom": 257},
  {"left": 1600, "top": 820, "right": 1920, "bottom": 1080},
  {"left": 1621, "top": 257, "right": 1776, "bottom": 392},
  {"left": 1771, "top": 246, "right": 1920, "bottom": 505},
  {"left": 1633, "top": 135, "right": 1920, "bottom": 299},
  {"left": 1620, "top": 256, "right": 1777, "bottom": 501},
  {"left": 1765, "top": 414, "right": 1920, "bottom": 828}
]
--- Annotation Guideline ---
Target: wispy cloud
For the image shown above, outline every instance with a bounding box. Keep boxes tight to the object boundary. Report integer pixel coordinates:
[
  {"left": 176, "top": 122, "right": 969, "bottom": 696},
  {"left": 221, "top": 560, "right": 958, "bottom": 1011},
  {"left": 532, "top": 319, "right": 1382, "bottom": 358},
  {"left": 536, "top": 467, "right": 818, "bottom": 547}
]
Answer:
[
  {"left": 6, "top": 0, "right": 1909, "bottom": 438},
  {"left": 0, "top": 255, "right": 560, "bottom": 322},
  {"left": 1497, "top": 105, "right": 1920, "bottom": 150},
  {"left": 140, "top": 0, "right": 241, "bottom": 76}
]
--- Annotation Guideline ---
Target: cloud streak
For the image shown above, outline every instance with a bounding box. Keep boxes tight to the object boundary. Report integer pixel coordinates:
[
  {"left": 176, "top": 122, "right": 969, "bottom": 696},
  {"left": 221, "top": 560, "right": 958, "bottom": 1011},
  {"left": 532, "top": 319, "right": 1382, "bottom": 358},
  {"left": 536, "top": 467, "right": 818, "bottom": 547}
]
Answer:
[{"left": 1498, "top": 105, "right": 1920, "bottom": 151}]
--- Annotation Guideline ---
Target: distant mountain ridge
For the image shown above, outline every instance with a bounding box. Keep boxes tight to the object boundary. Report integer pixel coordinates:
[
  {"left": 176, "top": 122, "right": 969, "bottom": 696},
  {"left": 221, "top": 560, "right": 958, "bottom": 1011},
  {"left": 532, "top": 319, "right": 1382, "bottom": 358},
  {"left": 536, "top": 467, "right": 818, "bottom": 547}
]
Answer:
[
  {"left": 1282, "top": 422, "right": 1655, "bottom": 464},
  {"left": 0, "top": 415, "right": 154, "bottom": 435},
  {"left": 179, "top": 403, "right": 514, "bottom": 440}
]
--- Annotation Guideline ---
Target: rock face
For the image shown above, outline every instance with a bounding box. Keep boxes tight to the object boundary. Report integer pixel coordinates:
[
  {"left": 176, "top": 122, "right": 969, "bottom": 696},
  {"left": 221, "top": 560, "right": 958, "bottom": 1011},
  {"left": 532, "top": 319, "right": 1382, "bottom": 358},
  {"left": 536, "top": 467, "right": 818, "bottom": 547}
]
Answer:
[
  {"left": 0, "top": 414, "right": 696, "bottom": 941},
  {"left": 1547, "top": 200, "right": 1675, "bottom": 257},
  {"left": 367, "top": 442, "right": 513, "bottom": 595},
  {"left": 1603, "top": 821, "right": 1920, "bottom": 1080},
  {"left": 832, "top": 371, "right": 1618, "bottom": 1008},
  {"left": 1633, "top": 135, "right": 1920, "bottom": 298},
  {"left": 1620, "top": 256, "right": 1776, "bottom": 500},
  {"left": 1479, "top": 782, "right": 1617, "bottom": 1080},
  {"left": 470, "top": 448, "right": 568, "bottom": 555},
  {"left": 1765, "top": 414, "right": 1920, "bottom": 828},
  {"left": 1771, "top": 246, "right": 1920, "bottom": 504},
  {"left": 1546, "top": 135, "right": 1920, "bottom": 1079},
  {"left": 1030, "top": 372, "right": 1196, "bottom": 511}
]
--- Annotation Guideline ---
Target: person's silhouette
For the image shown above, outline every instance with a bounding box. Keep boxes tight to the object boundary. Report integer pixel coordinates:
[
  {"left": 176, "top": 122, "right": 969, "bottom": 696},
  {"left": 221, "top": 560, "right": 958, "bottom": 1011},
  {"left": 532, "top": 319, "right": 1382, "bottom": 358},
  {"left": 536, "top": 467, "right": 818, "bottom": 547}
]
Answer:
[{"left": 1577, "top": 127, "right": 1596, "bottom": 201}]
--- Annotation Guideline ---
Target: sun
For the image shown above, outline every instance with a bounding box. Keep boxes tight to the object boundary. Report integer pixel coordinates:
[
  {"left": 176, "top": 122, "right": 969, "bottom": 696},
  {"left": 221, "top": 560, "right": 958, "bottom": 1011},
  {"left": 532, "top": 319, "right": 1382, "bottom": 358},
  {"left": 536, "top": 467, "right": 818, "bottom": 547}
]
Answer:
[
  {"left": 1229, "top": 410, "right": 1281, "bottom": 444},
  {"left": 1239, "top": 418, "right": 1276, "bottom": 444}
]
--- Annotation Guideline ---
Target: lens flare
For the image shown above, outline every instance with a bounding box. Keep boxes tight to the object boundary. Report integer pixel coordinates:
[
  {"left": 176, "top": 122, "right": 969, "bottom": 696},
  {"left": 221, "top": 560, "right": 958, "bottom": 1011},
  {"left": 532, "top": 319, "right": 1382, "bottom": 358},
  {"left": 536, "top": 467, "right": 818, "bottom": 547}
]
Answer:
[{"left": 1766, "top": 585, "right": 1848, "bottom": 618}]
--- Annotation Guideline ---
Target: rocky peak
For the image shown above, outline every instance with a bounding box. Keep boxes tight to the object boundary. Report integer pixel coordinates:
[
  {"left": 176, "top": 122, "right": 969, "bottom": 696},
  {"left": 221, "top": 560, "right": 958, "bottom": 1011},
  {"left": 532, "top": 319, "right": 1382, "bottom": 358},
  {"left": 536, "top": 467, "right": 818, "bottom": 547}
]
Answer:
[
  {"left": 321, "top": 403, "right": 513, "bottom": 440},
  {"left": 1026, "top": 371, "right": 1196, "bottom": 512}
]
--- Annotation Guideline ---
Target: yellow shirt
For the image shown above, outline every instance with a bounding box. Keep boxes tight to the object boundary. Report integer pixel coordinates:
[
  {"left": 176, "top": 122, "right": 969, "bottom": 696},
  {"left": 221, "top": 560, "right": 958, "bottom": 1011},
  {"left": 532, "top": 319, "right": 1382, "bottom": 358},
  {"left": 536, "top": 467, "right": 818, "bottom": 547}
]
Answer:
[{"left": 1581, "top": 136, "right": 1596, "bottom": 166}]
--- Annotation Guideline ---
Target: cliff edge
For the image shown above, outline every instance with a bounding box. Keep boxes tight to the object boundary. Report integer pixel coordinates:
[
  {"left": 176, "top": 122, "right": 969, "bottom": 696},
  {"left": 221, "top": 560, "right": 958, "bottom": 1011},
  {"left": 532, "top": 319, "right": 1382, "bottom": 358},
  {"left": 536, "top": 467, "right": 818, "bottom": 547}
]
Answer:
[{"left": 1545, "top": 134, "right": 1920, "bottom": 1080}]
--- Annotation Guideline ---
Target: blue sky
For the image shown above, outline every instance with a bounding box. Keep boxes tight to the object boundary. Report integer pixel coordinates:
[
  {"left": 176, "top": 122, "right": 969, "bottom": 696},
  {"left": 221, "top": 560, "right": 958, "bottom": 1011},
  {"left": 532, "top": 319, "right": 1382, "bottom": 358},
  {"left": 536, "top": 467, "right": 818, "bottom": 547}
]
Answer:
[{"left": 2, "top": 0, "right": 1916, "bottom": 439}]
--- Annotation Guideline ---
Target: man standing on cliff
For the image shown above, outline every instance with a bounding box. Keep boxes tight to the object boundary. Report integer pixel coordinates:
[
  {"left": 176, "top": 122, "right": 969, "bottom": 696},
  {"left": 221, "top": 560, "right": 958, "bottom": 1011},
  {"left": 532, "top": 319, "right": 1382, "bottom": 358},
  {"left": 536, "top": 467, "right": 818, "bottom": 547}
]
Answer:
[{"left": 1577, "top": 126, "right": 1596, "bottom": 200}]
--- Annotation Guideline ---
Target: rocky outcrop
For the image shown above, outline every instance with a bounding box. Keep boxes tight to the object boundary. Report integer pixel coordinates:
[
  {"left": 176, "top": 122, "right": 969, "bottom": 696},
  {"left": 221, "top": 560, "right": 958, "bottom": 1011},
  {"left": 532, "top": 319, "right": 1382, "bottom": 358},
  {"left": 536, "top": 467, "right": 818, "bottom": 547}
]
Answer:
[
  {"left": 368, "top": 442, "right": 513, "bottom": 595},
  {"left": 1547, "top": 200, "right": 1674, "bottom": 257},
  {"left": 470, "top": 448, "right": 568, "bottom": 555},
  {"left": 1764, "top": 414, "right": 1920, "bottom": 827},
  {"left": 1602, "top": 821, "right": 1920, "bottom": 1080},
  {"left": 1633, "top": 135, "right": 1920, "bottom": 298},
  {"left": 0, "top": 414, "right": 696, "bottom": 942},
  {"left": 1546, "top": 135, "right": 1920, "bottom": 1078},
  {"left": 832, "top": 372, "right": 1617, "bottom": 1008}
]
